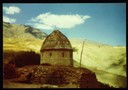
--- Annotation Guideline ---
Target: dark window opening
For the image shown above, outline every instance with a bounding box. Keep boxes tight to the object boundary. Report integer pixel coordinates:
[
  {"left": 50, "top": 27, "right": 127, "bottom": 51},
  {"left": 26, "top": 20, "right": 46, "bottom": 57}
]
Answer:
[
  {"left": 62, "top": 52, "right": 64, "bottom": 57},
  {"left": 50, "top": 53, "right": 52, "bottom": 56},
  {"left": 70, "top": 52, "right": 72, "bottom": 58}
]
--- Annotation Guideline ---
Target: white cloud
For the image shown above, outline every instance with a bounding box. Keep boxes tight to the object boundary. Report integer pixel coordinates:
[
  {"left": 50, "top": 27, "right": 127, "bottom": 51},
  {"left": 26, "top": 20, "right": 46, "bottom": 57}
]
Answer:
[
  {"left": 34, "top": 23, "right": 53, "bottom": 30},
  {"left": 3, "top": 6, "right": 21, "bottom": 15},
  {"left": 3, "top": 16, "right": 16, "bottom": 23},
  {"left": 30, "top": 12, "right": 91, "bottom": 30}
]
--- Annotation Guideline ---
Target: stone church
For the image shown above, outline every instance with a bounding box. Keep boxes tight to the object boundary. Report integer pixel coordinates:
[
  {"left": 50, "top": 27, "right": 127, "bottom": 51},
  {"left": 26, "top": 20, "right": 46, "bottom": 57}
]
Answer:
[{"left": 40, "top": 30, "right": 73, "bottom": 66}]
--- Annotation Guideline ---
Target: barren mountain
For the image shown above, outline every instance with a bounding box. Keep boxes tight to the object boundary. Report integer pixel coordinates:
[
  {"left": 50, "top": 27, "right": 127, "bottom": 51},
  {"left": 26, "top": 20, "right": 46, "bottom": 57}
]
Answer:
[{"left": 3, "top": 22, "right": 47, "bottom": 39}]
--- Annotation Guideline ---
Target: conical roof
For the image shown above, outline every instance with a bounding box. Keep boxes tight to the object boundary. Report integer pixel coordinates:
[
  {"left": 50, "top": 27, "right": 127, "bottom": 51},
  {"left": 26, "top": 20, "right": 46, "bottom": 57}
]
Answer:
[{"left": 40, "top": 30, "right": 72, "bottom": 50}]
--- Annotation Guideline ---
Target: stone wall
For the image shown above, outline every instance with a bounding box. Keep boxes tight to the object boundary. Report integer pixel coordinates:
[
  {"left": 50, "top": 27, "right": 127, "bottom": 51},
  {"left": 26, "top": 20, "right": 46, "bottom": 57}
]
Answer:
[{"left": 41, "top": 50, "right": 73, "bottom": 66}]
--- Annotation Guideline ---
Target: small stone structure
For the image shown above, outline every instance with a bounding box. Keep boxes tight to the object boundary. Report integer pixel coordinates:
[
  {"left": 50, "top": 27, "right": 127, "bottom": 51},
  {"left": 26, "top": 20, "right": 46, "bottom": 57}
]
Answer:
[{"left": 40, "top": 30, "right": 73, "bottom": 66}]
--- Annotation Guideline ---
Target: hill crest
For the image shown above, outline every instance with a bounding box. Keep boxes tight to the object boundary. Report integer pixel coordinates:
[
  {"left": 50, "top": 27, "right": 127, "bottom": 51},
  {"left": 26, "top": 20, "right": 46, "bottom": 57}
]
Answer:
[{"left": 3, "top": 22, "right": 47, "bottom": 39}]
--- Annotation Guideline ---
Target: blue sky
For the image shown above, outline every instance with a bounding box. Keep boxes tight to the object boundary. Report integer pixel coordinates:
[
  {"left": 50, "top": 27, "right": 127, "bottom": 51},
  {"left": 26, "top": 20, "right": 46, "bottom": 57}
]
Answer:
[{"left": 3, "top": 3, "right": 126, "bottom": 46}]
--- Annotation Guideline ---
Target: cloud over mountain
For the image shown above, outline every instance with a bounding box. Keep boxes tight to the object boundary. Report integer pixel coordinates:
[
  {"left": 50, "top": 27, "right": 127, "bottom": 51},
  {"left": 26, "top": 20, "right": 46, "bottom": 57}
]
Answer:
[
  {"left": 3, "top": 6, "right": 21, "bottom": 15},
  {"left": 30, "top": 12, "right": 91, "bottom": 30},
  {"left": 3, "top": 6, "right": 21, "bottom": 23},
  {"left": 3, "top": 16, "right": 16, "bottom": 23}
]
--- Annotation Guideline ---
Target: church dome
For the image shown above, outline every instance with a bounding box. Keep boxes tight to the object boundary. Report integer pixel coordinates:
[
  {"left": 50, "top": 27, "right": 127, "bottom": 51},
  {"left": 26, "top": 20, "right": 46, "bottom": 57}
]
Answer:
[{"left": 40, "top": 30, "right": 72, "bottom": 51}]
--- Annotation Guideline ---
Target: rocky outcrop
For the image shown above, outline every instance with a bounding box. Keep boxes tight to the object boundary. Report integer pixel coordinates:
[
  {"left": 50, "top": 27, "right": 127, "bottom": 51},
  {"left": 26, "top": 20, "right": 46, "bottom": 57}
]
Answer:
[{"left": 3, "top": 63, "right": 19, "bottom": 79}]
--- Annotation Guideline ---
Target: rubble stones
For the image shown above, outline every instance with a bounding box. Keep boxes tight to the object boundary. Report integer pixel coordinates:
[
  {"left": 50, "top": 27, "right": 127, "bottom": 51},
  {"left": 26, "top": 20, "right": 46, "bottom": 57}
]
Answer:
[{"left": 14, "top": 65, "right": 110, "bottom": 88}]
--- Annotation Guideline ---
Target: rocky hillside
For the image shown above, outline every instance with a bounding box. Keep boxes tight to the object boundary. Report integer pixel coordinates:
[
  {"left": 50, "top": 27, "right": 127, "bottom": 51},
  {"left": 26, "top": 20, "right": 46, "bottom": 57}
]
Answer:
[
  {"left": 3, "top": 22, "right": 47, "bottom": 39},
  {"left": 71, "top": 39, "right": 126, "bottom": 88}
]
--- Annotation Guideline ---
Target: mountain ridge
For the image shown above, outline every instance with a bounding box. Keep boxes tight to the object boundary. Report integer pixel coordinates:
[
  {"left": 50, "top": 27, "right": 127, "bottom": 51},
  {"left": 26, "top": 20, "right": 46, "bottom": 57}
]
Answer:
[{"left": 3, "top": 22, "right": 47, "bottom": 39}]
